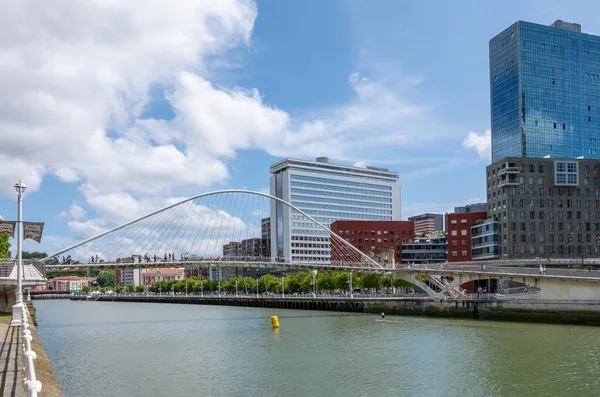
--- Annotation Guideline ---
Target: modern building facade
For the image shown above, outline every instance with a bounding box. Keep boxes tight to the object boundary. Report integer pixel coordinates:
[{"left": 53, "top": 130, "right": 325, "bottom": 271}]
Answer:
[
  {"left": 401, "top": 236, "right": 447, "bottom": 264},
  {"left": 407, "top": 213, "right": 444, "bottom": 235},
  {"left": 487, "top": 157, "right": 600, "bottom": 259},
  {"left": 270, "top": 157, "right": 401, "bottom": 264},
  {"left": 330, "top": 220, "right": 415, "bottom": 263},
  {"left": 490, "top": 20, "right": 600, "bottom": 162},
  {"left": 447, "top": 208, "right": 487, "bottom": 262}
]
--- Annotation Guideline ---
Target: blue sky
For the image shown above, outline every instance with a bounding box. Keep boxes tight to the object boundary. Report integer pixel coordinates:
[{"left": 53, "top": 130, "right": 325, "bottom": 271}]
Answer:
[{"left": 1, "top": 0, "right": 599, "bottom": 255}]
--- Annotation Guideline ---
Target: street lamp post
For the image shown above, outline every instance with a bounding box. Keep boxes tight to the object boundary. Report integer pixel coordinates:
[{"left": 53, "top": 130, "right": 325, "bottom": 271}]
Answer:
[
  {"left": 185, "top": 283, "right": 188, "bottom": 297},
  {"left": 349, "top": 272, "right": 353, "bottom": 299},
  {"left": 568, "top": 232, "right": 574, "bottom": 259},
  {"left": 201, "top": 282, "right": 204, "bottom": 297},
  {"left": 159, "top": 285, "right": 161, "bottom": 296},
  {"left": 312, "top": 270, "right": 317, "bottom": 298},
  {"left": 281, "top": 276, "right": 285, "bottom": 298},
  {"left": 235, "top": 280, "right": 238, "bottom": 298},
  {"left": 218, "top": 281, "right": 221, "bottom": 297},
  {"left": 256, "top": 279, "right": 259, "bottom": 297},
  {"left": 596, "top": 235, "right": 600, "bottom": 260},
  {"left": 172, "top": 285, "right": 174, "bottom": 297},
  {"left": 11, "top": 180, "right": 26, "bottom": 327}
]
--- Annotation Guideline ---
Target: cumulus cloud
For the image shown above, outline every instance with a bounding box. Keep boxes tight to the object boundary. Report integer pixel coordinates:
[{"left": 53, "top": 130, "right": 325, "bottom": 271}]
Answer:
[
  {"left": 463, "top": 129, "right": 491, "bottom": 159},
  {"left": 0, "top": 0, "right": 455, "bottom": 251},
  {"left": 59, "top": 203, "right": 87, "bottom": 220}
]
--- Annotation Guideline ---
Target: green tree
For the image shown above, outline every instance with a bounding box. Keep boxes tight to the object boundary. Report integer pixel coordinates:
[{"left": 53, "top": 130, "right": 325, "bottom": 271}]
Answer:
[
  {"left": 21, "top": 251, "right": 47, "bottom": 259},
  {"left": 380, "top": 277, "right": 393, "bottom": 293},
  {"left": 0, "top": 235, "right": 10, "bottom": 259},
  {"left": 126, "top": 284, "right": 135, "bottom": 293},
  {"left": 360, "top": 273, "right": 381, "bottom": 290},
  {"left": 135, "top": 285, "right": 145, "bottom": 293},
  {"left": 96, "top": 270, "right": 117, "bottom": 287}
]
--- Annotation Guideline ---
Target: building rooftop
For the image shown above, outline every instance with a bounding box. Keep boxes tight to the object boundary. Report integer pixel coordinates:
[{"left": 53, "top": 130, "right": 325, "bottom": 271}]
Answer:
[
  {"left": 270, "top": 157, "right": 398, "bottom": 179},
  {"left": 142, "top": 268, "right": 185, "bottom": 275}
]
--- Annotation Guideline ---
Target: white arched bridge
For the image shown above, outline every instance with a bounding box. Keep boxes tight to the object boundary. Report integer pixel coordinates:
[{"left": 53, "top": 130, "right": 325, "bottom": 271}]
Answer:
[{"left": 41, "top": 190, "right": 384, "bottom": 272}]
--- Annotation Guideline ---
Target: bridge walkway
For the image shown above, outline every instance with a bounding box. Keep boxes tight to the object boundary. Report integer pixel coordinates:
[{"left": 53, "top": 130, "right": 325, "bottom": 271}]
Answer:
[{"left": 0, "top": 319, "right": 24, "bottom": 397}]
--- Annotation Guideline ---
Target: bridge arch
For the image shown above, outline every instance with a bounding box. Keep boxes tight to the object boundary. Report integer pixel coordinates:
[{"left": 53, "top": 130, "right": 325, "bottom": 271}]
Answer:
[{"left": 43, "top": 189, "right": 382, "bottom": 269}]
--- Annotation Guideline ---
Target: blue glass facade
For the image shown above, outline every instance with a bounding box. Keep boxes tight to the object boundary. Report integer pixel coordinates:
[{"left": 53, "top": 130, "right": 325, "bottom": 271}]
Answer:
[{"left": 490, "top": 21, "right": 600, "bottom": 162}]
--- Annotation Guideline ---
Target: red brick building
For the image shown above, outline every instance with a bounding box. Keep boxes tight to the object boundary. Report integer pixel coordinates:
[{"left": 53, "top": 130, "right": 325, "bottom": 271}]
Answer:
[
  {"left": 330, "top": 220, "right": 415, "bottom": 263},
  {"left": 447, "top": 211, "right": 487, "bottom": 262}
]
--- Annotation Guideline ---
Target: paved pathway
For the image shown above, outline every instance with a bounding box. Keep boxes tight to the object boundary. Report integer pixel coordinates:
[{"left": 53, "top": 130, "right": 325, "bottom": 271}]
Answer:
[{"left": 0, "top": 322, "right": 24, "bottom": 397}]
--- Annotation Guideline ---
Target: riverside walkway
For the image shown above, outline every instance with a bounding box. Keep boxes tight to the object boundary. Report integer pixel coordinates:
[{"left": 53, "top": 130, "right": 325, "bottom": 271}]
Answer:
[
  {"left": 0, "top": 312, "right": 62, "bottom": 397},
  {"left": 0, "top": 319, "right": 24, "bottom": 397}
]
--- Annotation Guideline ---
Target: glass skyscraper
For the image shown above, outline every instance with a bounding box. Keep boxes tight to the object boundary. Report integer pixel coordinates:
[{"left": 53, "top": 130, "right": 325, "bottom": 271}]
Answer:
[
  {"left": 490, "top": 20, "right": 600, "bottom": 163},
  {"left": 270, "top": 157, "right": 401, "bottom": 263}
]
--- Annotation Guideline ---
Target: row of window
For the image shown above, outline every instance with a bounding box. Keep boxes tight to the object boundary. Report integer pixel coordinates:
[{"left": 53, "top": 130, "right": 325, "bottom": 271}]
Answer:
[
  {"left": 449, "top": 219, "right": 468, "bottom": 225},
  {"left": 290, "top": 194, "right": 392, "bottom": 209},
  {"left": 301, "top": 209, "right": 391, "bottom": 221},
  {"left": 492, "top": 186, "right": 600, "bottom": 198},
  {"left": 290, "top": 174, "right": 393, "bottom": 191},
  {"left": 290, "top": 187, "right": 392, "bottom": 203},
  {"left": 450, "top": 230, "right": 469, "bottom": 236},
  {"left": 503, "top": 245, "right": 597, "bottom": 255},
  {"left": 288, "top": 167, "right": 396, "bottom": 183},
  {"left": 338, "top": 229, "right": 413, "bottom": 236},
  {"left": 290, "top": 181, "right": 392, "bottom": 197},
  {"left": 291, "top": 201, "right": 392, "bottom": 215}
]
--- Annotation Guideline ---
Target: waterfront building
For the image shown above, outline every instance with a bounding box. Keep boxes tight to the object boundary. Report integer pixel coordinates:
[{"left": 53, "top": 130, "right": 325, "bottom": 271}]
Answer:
[
  {"left": 330, "top": 220, "right": 415, "bottom": 264},
  {"left": 486, "top": 157, "right": 600, "bottom": 259},
  {"left": 401, "top": 236, "right": 447, "bottom": 264},
  {"left": 141, "top": 268, "right": 185, "bottom": 286},
  {"left": 261, "top": 217, "right": 271, "bottom": 257},
  {"left": 490, "top": 20, "right": 600, "bottom": 162},
  {"left": 407, "top": 213, "right": 444, "bottom": 235},
  {"left": 270, "top": 157, "right": 401, "bottom": 264},
  {"left": 447, "top": 206, "right": 487, "bottom": 262},
  {"left": 223, "top": 242, "right": 241, "bottom": 260},
  {"left": 49, "top": 276, "right": 90, "bottom": 292},
  {"left": 241, "top": 238, "right": 263, "bottom": 260}
]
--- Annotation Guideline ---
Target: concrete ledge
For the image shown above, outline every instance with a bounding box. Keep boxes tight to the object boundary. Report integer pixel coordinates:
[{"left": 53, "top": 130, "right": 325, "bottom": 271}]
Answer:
[
  {"left": 75, "top": 295, "right": 600, "bottom": 326},
  {"left": 26, "top": 303, "right": 62, "bottom": 397}
]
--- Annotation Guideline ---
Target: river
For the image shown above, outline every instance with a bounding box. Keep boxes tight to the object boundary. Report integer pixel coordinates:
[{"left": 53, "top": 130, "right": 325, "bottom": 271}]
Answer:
[{"left": 34, "top": 300, "right": 600, "bottom": 397}]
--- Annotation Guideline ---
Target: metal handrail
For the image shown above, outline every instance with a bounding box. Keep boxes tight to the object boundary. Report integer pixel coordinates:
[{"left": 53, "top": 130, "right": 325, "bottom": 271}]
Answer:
[{"left": 21, "top": 305, "right": 42, "bottom": 396}]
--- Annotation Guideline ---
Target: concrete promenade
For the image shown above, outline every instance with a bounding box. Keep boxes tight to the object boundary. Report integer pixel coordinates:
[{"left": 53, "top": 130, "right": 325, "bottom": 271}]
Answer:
[
  {"left": 0, "top": 311, "right": 62, "bottom": 397},
  {"left": 0, "top": 319, "right": 24, "bottom": 397}
]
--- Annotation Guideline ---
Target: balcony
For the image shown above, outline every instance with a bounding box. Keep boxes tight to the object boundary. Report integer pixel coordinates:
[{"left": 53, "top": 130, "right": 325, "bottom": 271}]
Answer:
[
  {"left": 498, "top": 166, "right": 520, "bottom": 176},
  {"left": 498, "top": 177, "right": 520, "bottom": 186}
]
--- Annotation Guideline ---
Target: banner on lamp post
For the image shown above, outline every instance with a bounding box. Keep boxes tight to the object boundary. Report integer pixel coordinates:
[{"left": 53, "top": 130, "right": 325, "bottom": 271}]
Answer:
[
  {"left": 0, "top": 221, "right": 16, "bottom": 238},
  {"left": 23, "top": 222, "right": 44, "bottom": 243}
]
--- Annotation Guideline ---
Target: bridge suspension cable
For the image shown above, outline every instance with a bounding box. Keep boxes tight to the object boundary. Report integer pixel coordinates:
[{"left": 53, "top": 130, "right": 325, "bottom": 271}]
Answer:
[{"left": 43, "top": 190, "right": 382, "bottom": 269}]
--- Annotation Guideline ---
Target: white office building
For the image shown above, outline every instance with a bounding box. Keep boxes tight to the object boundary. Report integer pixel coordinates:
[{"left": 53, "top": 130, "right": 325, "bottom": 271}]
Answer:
[{"left": 270, "top": 157, "right": 401, "bottom": 263}]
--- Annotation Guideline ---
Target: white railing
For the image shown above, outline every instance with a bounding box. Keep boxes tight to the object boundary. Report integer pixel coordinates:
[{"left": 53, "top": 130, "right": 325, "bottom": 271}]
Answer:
[{"left": 21, "top": 305, "right": 42, "bottom": 396}]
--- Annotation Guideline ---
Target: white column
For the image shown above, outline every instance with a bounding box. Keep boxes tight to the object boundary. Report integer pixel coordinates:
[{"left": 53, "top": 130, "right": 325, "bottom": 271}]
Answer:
[{"left": 11, "top": 180, "right": 26, "bottom": 327}]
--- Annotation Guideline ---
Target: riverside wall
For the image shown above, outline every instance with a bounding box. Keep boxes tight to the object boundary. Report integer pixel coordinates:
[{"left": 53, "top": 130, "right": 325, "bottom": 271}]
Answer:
[
  {"left": 69, "top": 295, "right": 600, "bottom": 326},
  {"left": 26, "top": 302, "right": 63, "bottom": 397}
]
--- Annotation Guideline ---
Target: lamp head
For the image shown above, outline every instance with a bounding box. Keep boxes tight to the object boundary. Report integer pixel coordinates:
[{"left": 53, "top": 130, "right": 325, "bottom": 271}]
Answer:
[{"left": 14, "top": 179, "right": 27, "bottom": 194}]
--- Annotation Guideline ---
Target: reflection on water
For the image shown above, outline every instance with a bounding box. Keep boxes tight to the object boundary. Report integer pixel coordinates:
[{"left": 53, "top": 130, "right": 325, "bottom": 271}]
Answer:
[{"left": 35, "top": 300, "right": 600, "bottom": 397}]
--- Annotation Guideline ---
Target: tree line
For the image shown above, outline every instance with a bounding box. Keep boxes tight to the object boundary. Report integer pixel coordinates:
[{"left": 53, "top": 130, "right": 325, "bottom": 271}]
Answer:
[{"left": 82, "top": 270, "right": 418, "bottom": 294}]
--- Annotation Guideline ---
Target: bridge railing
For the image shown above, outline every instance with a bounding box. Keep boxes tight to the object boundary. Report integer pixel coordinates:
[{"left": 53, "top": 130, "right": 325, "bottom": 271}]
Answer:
[
  {"left": 21, "top": 305, "right": 42, "bottom": 396},
  {"left": 399, "top": 263, "right": 600, "bottom": 279}
]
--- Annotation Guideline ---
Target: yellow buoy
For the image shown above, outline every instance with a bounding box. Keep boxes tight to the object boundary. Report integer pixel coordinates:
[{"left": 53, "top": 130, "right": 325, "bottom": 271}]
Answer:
[{"left": 271, "top": 315, "right": 280, "bottom": 329}]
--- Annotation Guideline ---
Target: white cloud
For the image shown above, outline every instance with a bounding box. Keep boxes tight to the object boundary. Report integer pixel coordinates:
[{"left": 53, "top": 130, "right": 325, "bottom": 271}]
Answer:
[
  {"left": 463, "top": 129, "right": 491, "bottom": 159},
  {"left": 0, "top": 0, "right": 257, "bottom": 198},
  {"left": 0, "top": 0, "right": 459, "bottom": 251},
  {"left": 59, "top": 203, "right": 87, "bottom": 220}
]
